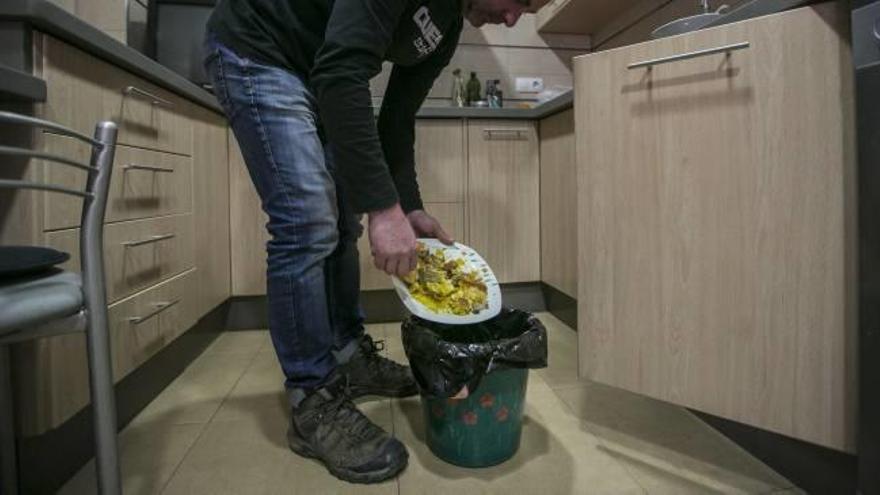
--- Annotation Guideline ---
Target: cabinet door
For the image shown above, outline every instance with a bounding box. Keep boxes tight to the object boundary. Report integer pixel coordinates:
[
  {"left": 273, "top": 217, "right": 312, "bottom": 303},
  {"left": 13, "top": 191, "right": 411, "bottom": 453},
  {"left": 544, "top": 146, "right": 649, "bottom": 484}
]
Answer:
[
  {"left": 192, "top": 107, "right": 232, "bottom": 313},
  {"left": 575, "top": 4, "right": 855, "bottom": 451},
  {"left": 539, "top": 109, "right": 577, "bottom": 297},
  {"left": 229, "top": 133, "right": 270, "bottom": 296},
  {"left": 415, "top": 120, "right": 466, "bottom": 203},
  {"left": 467, "top": 120, "right": 540, "bottom": 283}
]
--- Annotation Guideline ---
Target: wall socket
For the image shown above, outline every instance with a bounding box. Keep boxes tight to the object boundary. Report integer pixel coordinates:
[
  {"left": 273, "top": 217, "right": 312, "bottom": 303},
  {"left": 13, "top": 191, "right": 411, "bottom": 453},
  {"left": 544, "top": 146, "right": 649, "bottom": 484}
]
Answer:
[{"left": 515, "top": 77, "right": 544, "bottom": 93}]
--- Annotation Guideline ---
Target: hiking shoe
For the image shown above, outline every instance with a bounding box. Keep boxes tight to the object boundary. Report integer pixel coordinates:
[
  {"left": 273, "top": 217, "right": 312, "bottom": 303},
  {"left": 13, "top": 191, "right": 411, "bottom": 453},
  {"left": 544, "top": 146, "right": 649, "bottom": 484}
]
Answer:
[
  {"left": 287, "top": 376, "right": 408, "bottom": 484},
  {"left": 339, "top": 334, "right": 418, "bottom": 398}
]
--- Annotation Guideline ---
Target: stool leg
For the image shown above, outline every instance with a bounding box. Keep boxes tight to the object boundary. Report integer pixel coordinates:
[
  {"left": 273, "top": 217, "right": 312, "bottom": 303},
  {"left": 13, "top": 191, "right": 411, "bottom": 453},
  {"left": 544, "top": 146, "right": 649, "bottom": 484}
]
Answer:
[
  {"left": 85, "top": 312, "right": 121, "bottom": 495},
  {"left": 0, "top": 345, "right": 19, "bottom": 495}
]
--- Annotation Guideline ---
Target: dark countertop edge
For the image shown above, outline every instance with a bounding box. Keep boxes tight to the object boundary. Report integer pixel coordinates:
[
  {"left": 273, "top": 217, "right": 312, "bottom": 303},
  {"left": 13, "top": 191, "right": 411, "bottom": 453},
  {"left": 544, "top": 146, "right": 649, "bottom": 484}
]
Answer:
[
  {"left": 0, "top": 63, "right": 46, "bottom": 102},
  {"left": 1, "top": 0, "right": 223, "bottom": 113},
  {"left": 414, "top": 90, "right": 573, "bottom": 119}
]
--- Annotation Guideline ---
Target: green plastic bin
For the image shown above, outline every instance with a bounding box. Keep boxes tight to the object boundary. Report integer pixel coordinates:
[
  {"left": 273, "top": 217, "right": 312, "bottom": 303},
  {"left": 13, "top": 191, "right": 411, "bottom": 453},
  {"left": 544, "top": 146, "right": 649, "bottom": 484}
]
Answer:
[
  {"left": 402, "top": 309, "right": 547, "bottom": 468},
  {"left": 421, "top": 368, "right": 529, "bottom": 467}
]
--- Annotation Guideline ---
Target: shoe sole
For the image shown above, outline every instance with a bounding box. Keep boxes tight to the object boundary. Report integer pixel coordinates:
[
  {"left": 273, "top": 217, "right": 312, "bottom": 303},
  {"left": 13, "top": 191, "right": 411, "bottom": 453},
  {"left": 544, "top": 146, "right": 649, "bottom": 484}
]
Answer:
[
  {"left": 288, "top": 434, "right": 408, "bottom": 484},
  {"left": 348, "top": 382, "right": 419, "bottom": 399}
]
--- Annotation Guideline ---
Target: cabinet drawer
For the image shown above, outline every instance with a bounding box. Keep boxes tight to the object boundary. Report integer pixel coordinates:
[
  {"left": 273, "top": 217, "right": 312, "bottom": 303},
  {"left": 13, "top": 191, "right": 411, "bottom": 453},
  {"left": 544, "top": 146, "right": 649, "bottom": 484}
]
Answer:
[
  {"left": 41, "top": 34, "right": 193, "bottom": 155},
  {"left": 44, "top": 140, "right": 194, "bottom": 230},
  {"left": 46, "top": 214, "right": 195, "bottom": 303},
  {"left": 110, "top": 268, "right": 199, "bottom": 380},
  {"left": 107, "top": 148, "right": 193, "bottom": 222},
  {"left": 113, "top": 74, "right": 193, "bottom": 155}
]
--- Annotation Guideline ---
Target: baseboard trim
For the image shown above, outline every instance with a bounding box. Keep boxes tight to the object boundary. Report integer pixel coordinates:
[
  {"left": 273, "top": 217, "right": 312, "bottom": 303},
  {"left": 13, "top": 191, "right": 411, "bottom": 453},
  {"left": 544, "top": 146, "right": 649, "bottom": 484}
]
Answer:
[
  {"left": 691, "top": 411, "right": 858, "bottom": 494},
  {"left": 540, "top": 282, "right": 577, "bottom": 330},
  {"left": 16, "top": 302, "right": 227, "bottom": 494}
]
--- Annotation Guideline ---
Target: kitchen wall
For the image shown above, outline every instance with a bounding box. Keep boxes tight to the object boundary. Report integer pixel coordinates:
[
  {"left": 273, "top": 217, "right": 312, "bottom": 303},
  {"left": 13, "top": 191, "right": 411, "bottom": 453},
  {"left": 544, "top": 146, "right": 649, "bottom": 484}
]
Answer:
[
  {"left": 371, "top": 14, "right": 590, "bottom": 107},
  {"left": 47, "top": 0, "right": 130, "bottom": 43},
  {"left": 590, "top": 0, "right": 751, "bottom": 51}
]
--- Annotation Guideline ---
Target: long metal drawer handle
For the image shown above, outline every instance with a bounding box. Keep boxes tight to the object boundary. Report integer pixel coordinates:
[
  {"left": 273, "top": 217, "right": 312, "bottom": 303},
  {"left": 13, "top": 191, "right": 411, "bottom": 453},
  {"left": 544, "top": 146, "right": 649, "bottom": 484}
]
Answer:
[
  {"left": 128, "top": 299, "right": 180, "bottom": 324},
  {"left": 123, "top": 163, "right": 175, "bottom": 173},
  {"left": 627, "top": 41, "right": 750, "bottom": 70},
  {"left": 123, "top": 85, "right": 173, "bottom": 107},
  {"left": 482, "top": 129, "right": 529, "bottom": 140},
  {"left": 121, "top": 233, "right": 175, "bottom": 247}
]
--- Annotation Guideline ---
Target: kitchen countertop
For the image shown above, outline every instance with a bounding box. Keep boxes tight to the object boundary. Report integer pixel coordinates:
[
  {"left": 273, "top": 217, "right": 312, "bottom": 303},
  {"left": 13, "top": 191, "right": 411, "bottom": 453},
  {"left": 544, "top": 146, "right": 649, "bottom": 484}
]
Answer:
[{"left": 0, "top": 0, "right": 805, "bottom": 119}]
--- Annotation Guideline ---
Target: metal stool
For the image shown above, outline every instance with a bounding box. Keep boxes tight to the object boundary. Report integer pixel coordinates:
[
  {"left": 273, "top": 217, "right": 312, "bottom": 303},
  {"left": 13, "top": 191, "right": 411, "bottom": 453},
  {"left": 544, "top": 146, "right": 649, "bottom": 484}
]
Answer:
[{"left": 0, "top": 111, "right": 121, "bottom": 495}]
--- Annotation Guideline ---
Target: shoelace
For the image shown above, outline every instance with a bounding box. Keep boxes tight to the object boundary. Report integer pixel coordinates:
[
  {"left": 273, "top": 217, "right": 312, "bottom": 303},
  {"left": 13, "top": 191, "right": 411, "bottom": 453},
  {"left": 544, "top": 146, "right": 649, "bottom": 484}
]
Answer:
[
  {"left": 316, "top": 377, "right": 377, "bottom": 440},
  {"left": 361, "top": 336, "right": 403, "bottom": 375}
]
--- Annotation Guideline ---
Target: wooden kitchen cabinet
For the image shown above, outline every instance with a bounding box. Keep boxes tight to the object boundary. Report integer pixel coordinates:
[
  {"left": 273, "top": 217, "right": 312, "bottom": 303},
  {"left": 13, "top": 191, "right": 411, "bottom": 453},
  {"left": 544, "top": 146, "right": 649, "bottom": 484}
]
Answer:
[
  {"left": 575, "top": 4, "right": 856, "bottom": 451},
  {"left": 539, "top": 109, "right": 577, "bottom": 297},
  {"left": 229, "top": 133, "right": 270, "bottom": 296},
  {"left": 414, "top": 120, "right": 466, "bottom": 203},
  {"left": 8, "top": 34, "right": 232, "bottom": 435},
  {"left": 192, "top": 106, "right": 232, "bottom": 314},
  {"left": 467, "top": 120, "right": 540, "bottom": 283}
]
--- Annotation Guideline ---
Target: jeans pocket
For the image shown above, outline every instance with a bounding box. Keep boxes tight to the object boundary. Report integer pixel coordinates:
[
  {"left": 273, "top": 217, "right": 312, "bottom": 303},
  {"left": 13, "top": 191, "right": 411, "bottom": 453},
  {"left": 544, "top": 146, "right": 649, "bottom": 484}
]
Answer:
[{"left": 205, "top": 48, "right": 232, "bottom": 111}]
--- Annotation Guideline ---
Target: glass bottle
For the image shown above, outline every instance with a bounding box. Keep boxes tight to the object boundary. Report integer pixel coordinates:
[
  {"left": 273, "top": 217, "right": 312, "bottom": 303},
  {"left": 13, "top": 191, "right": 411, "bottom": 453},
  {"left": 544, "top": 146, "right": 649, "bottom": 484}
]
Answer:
[
  {"left": 466, "top": 72, "right": 481, "bottom": 106},
  {"left": 451, "top": 69, "right": 466, "bottom": 107}
]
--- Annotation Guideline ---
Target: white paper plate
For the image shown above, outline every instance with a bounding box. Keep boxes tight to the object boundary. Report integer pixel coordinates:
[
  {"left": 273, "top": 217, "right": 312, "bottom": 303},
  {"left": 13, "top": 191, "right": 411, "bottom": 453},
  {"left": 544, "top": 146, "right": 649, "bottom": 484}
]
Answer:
[{"left": 391, "top": 239, "right": 502, "bottom": 325}]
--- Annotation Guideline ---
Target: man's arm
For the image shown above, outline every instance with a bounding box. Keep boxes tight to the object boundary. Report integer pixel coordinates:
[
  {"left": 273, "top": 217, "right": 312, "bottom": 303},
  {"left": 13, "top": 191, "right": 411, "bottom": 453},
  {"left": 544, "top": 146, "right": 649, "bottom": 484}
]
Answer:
[
  {"left": 310, "top": 0, "right": 408, "bottom": 214},
  {"left": 377, "top": 20, "right": 463, "bottom": 214}
]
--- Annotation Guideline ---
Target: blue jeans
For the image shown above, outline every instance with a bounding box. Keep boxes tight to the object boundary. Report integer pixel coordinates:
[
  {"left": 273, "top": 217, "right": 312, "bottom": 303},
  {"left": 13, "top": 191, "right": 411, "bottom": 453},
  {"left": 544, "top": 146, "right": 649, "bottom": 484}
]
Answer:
[{"left": 204, "top": 36, "right": 365, "bottom": 390}]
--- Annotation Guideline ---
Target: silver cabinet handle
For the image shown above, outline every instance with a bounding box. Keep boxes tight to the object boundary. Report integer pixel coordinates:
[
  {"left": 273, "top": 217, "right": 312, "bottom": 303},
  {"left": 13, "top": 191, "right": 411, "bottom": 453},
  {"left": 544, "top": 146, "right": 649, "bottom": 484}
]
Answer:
[
  {"left": 128, "top": 299, "right": 180, "bottom": 324},
  {"left": 628, "top": 41, "right": 750, "bottom": 70},
  {"left": 123, "top": 163, "right": 175, "bottom": 173},
  {"left": 482, "top": 129, "right": 529, "bottom": 140},
  {"left": 121, "top": 233, "right": 175, "bottom": 247},
  {"left": 123, "top": 85, "right": 173, "bottom": 107}
]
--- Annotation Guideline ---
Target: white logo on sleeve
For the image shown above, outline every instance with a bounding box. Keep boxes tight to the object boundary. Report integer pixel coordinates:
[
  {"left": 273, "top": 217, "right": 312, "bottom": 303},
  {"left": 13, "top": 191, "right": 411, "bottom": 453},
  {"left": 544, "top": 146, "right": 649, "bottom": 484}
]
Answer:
[{"left": 413, "top": 6, "right": 443, "bottom": 57}]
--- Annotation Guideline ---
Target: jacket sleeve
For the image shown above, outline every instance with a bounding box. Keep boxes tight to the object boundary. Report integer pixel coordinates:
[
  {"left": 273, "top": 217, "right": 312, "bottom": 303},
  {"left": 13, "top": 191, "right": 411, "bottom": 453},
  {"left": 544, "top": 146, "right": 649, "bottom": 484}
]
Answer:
[
  {"left": 310, "top": 0, "right": 409, "bottom": 214},
  {"left": 377, "top": 20, "right": 462, "bottom": 213}
]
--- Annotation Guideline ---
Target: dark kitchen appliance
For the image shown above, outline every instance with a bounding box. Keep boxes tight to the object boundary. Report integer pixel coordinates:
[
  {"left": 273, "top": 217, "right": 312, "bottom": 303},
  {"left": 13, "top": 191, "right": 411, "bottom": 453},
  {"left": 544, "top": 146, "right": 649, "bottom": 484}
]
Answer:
[
  {"left": 147, "top": 0, "right": 217, "bottom": 89},
  {"left": 854, "top": 1, "right": 880, "bottom": 494}
]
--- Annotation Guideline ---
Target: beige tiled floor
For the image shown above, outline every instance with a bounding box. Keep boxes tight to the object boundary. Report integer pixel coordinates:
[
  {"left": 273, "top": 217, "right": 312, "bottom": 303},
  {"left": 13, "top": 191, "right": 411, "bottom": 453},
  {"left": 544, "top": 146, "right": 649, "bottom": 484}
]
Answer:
[{"left": 60, "top": 314, "right": 799, "bottom": 494}]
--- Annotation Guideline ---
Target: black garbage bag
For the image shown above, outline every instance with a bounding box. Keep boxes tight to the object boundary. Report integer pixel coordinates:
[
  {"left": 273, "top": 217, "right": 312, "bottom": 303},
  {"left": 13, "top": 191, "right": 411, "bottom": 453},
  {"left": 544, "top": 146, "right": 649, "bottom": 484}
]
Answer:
[{"left": 402, "top": 308, "right": 548, "bottom": 398}]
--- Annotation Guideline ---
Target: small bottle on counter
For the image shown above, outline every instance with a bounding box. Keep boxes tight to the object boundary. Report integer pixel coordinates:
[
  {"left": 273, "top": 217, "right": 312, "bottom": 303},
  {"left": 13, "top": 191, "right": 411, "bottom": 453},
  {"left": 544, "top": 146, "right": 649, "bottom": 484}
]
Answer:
[
  {"left": 486, "top": 80, "right": 503, "bottom": 108},
  {"left": 494, "top": 80, "right": 503, "bottom": 108},
  {"left": 466, "top": 72, "right": 481, "bottom": 106},
  {"left": 484, "top": 79, "right": 496, "bottom": 107},
  {"left": 451, "top": 69, "right": 466, "bottom": 107}
]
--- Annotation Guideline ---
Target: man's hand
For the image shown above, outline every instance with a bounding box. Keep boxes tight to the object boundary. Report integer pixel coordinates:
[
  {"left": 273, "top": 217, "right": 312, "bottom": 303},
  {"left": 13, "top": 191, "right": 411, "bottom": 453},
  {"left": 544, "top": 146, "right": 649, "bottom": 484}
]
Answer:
[
  {"left": 407, "top": 209, "right": 454, "bottom": 245},
  {"left": 368, "top": 204, "right": 418, "bottom": 277}
]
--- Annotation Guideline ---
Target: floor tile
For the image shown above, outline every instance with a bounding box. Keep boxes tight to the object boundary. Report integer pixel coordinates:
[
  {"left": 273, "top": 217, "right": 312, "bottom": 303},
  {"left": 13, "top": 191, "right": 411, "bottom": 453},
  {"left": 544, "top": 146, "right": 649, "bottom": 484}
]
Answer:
[
  {"left": 162, "top": 401, "right": 395, "bottom": 495},
  {"left": 554, "top": 382, "right": 794, "bottom": 494},
  {"left": 203, "top": 330, "right": 270, "bottom": 357},
  {"left": 533, "top": 312, "right": 583, "bottom": 389},
  {"left": 392, "top": 373, "right": 645, "bottom": 495},
  {"left": 213, "top": 350, "right": 288, "bottom": 426},
  {"left": 131, "top": 351, "right": 255, "bottom": 427},
  {"left": 59, "top": 422, "right": 203, "bottom": 495}
]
